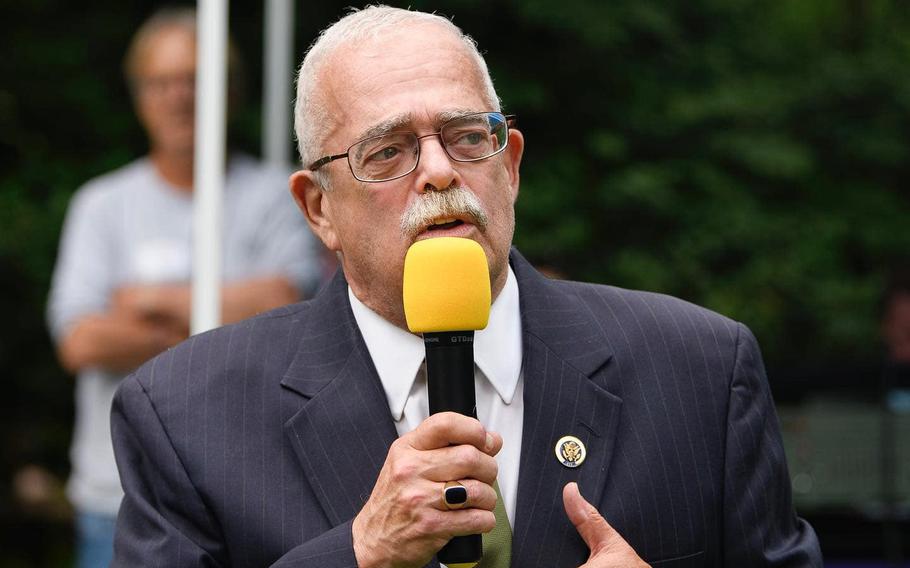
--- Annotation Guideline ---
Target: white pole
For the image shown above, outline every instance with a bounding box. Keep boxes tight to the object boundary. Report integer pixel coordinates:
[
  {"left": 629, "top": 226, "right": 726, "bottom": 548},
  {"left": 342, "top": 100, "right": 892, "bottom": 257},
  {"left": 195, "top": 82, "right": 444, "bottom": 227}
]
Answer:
[
  {"left": 263, "top": 0, "right": 295, "bottom": 167},
  {"left": 192, "top": 0, "right": 229, "bottom": 334}
]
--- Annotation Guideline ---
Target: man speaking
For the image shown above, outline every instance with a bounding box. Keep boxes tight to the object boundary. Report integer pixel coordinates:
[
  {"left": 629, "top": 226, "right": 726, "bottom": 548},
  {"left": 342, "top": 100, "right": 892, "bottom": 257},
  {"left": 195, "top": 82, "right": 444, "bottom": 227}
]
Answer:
[{"left": 111, "top": 6, "right": 822, "bottom": 567}]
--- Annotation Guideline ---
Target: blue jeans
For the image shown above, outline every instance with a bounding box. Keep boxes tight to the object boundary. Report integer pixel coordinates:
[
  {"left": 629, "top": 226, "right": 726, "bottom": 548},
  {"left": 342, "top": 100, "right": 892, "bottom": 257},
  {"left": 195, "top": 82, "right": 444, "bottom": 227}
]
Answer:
[{"left": 75, "top": 511, "right": 116, "bottom": 568}]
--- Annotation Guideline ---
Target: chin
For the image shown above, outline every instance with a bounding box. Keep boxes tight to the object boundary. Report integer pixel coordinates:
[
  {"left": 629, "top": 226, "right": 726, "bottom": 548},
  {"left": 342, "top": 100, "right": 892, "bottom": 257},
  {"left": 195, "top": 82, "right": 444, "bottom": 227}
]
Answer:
[{"left": 166, "top": 138, "right": 195, "bottom": 157}]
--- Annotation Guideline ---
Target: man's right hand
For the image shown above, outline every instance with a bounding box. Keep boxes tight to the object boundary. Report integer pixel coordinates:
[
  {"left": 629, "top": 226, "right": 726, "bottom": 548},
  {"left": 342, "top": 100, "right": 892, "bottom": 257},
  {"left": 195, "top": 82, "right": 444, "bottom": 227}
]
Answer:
[{"left": 352, "top": 412, "right": 503, "bottom": 568}]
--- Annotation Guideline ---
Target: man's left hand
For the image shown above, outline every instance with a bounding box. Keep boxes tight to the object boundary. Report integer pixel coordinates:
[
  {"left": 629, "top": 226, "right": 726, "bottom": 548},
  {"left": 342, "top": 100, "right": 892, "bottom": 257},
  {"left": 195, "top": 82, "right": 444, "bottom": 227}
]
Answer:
[{"left": 563, "top": 482, "right": 650, "bottom": 568}]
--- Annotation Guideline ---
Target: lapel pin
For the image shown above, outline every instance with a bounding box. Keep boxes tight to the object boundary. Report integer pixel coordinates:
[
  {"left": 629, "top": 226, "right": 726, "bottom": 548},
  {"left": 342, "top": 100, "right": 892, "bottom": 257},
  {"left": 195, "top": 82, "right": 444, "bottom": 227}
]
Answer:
[{"left": 555, "top": 435, "right": 586, "bottom": 468}]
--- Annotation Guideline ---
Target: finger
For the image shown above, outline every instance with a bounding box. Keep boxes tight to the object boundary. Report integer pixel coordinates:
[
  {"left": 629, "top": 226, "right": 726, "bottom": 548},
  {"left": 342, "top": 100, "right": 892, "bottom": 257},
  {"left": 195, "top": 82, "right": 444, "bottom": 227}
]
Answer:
[
  {"left": 421, "top": 444, "right": 499, "bottom": 484},
  {"left": 429, "top": 507, "right": 498, "bottom": 537},
  {"left": 408, "top": 412, "right": 493, "bottom": 452},
  {"left": 437, "top": 480, "right": 498, "bottom": 512},
  {"left": 484, "top": 430, "right": 504, "bottom": 457},
  {"left": 563, "top": 482, "right": 616, "bottom": 555}
]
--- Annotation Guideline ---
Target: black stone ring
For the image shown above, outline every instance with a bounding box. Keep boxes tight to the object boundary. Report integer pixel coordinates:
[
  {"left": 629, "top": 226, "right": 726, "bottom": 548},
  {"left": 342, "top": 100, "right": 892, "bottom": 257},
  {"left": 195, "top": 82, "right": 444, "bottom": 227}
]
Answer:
[{"left": 443, "top": 481, "right": 468, "bottom": 510}]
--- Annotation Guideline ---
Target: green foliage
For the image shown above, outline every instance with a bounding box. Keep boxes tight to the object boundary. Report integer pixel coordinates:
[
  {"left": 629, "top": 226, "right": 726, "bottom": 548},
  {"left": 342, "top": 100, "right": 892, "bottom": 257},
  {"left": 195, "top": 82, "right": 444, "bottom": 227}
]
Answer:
[{"left": 427, "top": 0, "right": 910, "bottom": 365}]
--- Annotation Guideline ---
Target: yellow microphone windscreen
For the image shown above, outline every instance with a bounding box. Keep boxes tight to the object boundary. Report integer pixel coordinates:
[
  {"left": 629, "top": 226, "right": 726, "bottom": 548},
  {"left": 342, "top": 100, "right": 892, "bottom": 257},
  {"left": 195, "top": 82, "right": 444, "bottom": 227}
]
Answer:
[{"left": 403, "top": 237, "right": 491, "bottom": 333}]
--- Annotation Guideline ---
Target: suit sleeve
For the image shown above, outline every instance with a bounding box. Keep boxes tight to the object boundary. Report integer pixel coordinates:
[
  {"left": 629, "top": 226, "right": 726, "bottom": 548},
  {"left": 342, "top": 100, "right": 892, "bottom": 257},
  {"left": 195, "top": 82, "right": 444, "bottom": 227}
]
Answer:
[
  {"left": 111, "top": 373, "right": 226, "bottom": 566},
  {"left": 722, "top": 323, "right": 823, "bottom": 567},
  {"left": 111, "top": 372, "right": 362, "bottom": 567}
]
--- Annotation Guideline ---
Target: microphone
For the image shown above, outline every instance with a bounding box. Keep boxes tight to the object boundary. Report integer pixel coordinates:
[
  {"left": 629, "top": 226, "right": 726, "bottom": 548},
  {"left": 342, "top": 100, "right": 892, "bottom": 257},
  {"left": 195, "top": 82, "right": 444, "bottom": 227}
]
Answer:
[{"left": 403, "top": 237, "right": 491, "bottom": 568}]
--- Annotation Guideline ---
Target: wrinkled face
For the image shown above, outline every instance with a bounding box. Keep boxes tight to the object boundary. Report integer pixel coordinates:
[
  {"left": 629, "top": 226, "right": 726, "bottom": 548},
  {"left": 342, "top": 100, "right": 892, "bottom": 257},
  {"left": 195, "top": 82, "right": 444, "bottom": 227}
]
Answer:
[
  {"left": 292, "top": 23, "right": 524, "bottom": 327},
  {"left": 133, "top": 27, "right": 197, "bottom": 156}
]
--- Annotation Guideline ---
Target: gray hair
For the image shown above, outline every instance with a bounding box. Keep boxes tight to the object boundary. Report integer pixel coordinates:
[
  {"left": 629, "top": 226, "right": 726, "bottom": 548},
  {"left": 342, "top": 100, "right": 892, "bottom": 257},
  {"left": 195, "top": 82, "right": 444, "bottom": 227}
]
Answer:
[{"left": 293, "top": 5, "right": 501, "bottom": 189}]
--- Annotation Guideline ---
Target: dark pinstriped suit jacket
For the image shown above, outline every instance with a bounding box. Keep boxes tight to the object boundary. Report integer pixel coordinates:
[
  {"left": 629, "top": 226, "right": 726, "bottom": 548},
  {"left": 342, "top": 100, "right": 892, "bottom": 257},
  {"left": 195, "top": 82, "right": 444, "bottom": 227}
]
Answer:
[{"left": 111, "top": 250, "right": 821, "bottom": 567}]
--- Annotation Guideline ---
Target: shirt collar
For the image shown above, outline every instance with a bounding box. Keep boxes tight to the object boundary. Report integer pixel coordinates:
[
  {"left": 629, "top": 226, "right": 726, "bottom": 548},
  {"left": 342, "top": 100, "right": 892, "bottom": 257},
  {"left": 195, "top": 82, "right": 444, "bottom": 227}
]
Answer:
[{"left": 348, "top": 266, "right": 523, "bottom": 422}]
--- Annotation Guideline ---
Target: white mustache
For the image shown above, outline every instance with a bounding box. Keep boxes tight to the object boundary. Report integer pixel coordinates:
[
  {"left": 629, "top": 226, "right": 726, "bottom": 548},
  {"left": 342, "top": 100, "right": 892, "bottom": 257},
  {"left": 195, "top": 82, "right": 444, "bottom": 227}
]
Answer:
[{"left": 400, "top": 186, "right": 489, "bottom": 238}]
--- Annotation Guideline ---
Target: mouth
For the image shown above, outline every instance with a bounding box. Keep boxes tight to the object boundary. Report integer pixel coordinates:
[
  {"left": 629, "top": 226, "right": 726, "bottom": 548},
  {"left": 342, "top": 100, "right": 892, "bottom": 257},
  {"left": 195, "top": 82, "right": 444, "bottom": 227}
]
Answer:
[
  {"left": 425, "top": 218, "right": 465, "bottom": 232},
  {"left": 415, "top": 216, "right": 476, "bottom": 240}
]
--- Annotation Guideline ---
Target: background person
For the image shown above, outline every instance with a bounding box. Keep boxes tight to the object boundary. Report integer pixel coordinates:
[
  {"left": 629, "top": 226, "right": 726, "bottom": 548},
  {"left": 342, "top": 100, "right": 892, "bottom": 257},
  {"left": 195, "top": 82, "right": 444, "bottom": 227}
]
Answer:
[
  {"left": 46, "top": 8, "right": 323, "bottom": 567},
  {"left": 881, "top": 269, "right": 910, "bottom": 367}
]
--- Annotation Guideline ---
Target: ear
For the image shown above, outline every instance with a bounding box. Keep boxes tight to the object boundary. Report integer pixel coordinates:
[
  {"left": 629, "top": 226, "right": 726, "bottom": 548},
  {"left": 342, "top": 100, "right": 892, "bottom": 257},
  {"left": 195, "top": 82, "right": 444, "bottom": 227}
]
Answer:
[
  {"left": 503, "top": 128, "right": 524, "bottom": 203},
  {"left": 289, "top": 170, "right": 341, "bottom": 251}
]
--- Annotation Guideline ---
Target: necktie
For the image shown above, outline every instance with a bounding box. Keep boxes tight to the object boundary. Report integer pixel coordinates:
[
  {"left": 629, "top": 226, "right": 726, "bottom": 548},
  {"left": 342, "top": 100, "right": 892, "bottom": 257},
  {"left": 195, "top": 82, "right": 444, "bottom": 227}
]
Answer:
[
  {"left": 475, "top": 481, "right": 512, "bottom": 568},
  {"left": 414, "top": 364, "right": 512, "bottom": 568},
  {"left": 446, "top": 481, "right": 511, "bottom": 568}
]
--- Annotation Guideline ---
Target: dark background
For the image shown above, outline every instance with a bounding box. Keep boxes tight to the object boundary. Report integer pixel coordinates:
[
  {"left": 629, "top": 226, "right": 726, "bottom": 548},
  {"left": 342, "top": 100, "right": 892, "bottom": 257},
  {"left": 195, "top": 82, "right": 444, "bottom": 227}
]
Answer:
[{"left": 1, "top": 0, "right": 908, "bottom": 565}]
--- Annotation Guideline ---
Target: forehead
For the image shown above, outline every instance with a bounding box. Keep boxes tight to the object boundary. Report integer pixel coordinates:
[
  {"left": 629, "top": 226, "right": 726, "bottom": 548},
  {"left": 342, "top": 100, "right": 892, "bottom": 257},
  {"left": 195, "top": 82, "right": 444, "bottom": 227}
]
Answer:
[
  {"left": 320, "top": 23, "right": 490, "bottom": 143},
  {"left": 138, "top": 27, "right": 196, "bottom": 76}
]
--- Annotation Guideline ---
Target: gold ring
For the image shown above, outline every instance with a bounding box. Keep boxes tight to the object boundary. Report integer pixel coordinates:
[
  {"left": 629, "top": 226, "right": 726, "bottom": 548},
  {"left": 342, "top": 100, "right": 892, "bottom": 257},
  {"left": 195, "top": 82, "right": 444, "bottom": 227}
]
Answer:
[{"left": 443, "top": 481, "right": 468, "bottom": 510}]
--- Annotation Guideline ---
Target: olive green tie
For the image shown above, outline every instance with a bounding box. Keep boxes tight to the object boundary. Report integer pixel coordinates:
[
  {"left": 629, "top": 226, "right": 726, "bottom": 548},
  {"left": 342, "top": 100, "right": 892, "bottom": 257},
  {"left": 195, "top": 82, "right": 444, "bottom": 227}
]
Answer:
[
  {"left": 445, "top": 481, "right": 511, "bottom": 568},
  {"left": 476, "top": 480, "right": 512, "bottom": 568}
]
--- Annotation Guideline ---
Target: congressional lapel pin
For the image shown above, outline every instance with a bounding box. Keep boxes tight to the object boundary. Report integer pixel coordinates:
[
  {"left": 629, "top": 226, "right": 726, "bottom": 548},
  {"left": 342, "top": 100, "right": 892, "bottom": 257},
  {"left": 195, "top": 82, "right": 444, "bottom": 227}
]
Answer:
[{"left": 555, "top": 435, "right": 586, "bottom": 468}]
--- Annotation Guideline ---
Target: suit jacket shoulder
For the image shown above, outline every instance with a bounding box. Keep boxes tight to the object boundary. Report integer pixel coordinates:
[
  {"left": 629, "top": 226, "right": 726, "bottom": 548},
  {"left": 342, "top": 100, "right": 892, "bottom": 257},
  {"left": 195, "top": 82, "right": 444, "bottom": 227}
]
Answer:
[
  {"left": 112, "top": 271, "right": 382, "bottom": 567},
  {"left": 509, "top": 249, "right": 820, "bottom": 567},
  {"left": 513, "top": 254, "right": 746, "bottom": 400}
]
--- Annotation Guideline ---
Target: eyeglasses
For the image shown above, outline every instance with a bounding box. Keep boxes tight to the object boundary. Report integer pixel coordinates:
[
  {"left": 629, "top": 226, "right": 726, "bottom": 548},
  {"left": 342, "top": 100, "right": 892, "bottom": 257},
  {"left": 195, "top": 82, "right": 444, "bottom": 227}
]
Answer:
[
  {"left": 308, "top": 111, "right": 516, "bottom": 183},
  {"left": 135, "top": 72, "right": 196, "bottom": 96}
]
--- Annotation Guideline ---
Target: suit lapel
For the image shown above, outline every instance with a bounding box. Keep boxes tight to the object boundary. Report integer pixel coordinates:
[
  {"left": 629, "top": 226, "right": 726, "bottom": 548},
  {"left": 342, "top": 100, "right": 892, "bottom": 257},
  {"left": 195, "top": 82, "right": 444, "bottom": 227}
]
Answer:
[
  {"left": 510, "top": 251, "right": 623, "bottom": 567},
  {"left": 280, "top": 271, "right": 399, "bottom": 527},
  {"left": 279, "top": 253, "right": 622, "bottom": 568}
]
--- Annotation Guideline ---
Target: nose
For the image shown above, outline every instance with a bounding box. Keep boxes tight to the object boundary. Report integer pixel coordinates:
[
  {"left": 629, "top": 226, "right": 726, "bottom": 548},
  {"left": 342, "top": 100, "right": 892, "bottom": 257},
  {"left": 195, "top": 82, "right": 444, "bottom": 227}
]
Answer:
[
  {"left": 155, "top": 74, "right": 195, "bottom": 109},
  {"left": 414, "top": 133, "right": 458, "bottom": 193}
]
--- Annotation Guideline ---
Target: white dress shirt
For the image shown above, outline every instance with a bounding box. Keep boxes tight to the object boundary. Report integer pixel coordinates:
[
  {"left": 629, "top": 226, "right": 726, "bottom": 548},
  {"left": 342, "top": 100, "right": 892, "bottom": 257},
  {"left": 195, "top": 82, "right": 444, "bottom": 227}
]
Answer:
[{"left": 348, "top": 266, "right": 524, "bottom": 527}]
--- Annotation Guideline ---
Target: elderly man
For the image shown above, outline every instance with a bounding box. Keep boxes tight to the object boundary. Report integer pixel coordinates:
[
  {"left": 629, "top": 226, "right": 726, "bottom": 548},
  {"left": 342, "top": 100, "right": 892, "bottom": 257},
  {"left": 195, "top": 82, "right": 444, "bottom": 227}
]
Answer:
[
  {"left": 48, "top": 8, "right": 322, "bottom": 567},
  {"left": 112, "top": 6, "right": 822, "bottom": 567}
]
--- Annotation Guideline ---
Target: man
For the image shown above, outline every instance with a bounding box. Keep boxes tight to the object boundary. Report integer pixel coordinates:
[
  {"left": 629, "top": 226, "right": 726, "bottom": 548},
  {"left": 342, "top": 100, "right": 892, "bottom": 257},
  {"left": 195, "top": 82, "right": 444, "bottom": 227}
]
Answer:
[
  {"left": 48, "top": 8, "right": 322, "bottom": 567},
  {"left": 111, "top": 6, "right": 822, "bottom": 567}
]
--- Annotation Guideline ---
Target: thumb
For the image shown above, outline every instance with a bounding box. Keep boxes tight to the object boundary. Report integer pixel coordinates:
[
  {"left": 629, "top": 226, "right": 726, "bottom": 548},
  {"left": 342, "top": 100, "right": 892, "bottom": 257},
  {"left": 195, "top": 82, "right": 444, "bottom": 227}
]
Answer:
[{"left": 563, "top": 482, "right": 615, "bottom": 555}]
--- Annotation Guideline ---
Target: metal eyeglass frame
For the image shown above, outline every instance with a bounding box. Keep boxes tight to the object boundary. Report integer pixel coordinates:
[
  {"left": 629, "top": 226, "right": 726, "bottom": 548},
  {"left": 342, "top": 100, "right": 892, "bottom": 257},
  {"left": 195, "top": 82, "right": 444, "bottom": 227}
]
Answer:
[{"left": 306, "top": 112, "right": 517, "bottom": 183}]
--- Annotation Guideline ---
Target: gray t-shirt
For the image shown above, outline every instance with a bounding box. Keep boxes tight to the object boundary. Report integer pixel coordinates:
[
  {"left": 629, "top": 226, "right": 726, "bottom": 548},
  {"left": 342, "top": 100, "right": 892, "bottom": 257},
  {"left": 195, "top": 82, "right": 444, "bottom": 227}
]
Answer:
[{"left": 47, "top": 154, "right": 322, "bottom": 515}]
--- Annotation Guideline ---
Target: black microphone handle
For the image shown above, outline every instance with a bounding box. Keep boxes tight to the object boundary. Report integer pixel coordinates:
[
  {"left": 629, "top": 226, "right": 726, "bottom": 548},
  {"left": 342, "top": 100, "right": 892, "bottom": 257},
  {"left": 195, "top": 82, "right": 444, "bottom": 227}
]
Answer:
[{"left": 424, "top": 331, "right": 483, "bottom": 566}]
